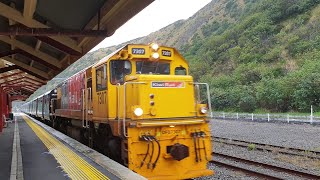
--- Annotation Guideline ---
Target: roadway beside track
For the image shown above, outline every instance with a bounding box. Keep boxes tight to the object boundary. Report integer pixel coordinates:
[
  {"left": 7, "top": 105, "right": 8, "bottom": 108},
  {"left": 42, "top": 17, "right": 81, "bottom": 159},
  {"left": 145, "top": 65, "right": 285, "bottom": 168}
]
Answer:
[{"left": 0, "top": 114, "right": 147, "bottom": 180}]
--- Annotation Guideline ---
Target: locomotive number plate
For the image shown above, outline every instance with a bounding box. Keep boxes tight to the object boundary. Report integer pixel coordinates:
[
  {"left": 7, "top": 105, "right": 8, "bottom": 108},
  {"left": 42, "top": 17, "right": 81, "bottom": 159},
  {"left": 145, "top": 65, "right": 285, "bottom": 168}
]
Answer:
[
  {"left": 161, "top": 50, "right": 172, "bottom": 57},
  {"left": 131, "top": 48, "right": 145, "bottom": 55}
]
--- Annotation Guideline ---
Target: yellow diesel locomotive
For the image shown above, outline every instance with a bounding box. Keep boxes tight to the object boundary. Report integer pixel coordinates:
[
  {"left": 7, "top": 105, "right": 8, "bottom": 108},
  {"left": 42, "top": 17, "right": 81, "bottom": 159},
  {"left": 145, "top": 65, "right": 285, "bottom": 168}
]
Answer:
[{"left": 26, "top": 43, "right": 214, "bottom": 179}]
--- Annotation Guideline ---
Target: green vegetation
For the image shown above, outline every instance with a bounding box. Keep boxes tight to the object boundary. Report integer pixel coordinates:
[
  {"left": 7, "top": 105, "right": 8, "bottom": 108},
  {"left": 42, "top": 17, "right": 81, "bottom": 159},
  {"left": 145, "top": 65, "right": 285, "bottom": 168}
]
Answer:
[
  {"left": 181, "top": 0, "right": 320, "bottom": 113},
  {"left": 247, "top": 144, "right": 256, "bottom": 151}
]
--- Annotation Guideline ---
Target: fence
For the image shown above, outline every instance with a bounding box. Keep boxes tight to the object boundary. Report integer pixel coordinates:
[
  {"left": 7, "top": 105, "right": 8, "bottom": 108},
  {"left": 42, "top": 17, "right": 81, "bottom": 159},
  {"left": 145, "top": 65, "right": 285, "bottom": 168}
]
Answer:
[{"left": 212, "top": 112, "right": 320, "bottom": 124}]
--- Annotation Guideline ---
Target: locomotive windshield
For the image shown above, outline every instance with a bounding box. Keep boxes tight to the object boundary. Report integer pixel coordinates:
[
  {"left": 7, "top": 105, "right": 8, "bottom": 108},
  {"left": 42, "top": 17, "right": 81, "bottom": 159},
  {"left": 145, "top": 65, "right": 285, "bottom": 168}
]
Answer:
[
  {"left": 136, "top": 61, "right": 170, "bottom": 75},
  {"left": 110, "top": 60, "right": 132, "bottom": 84}
]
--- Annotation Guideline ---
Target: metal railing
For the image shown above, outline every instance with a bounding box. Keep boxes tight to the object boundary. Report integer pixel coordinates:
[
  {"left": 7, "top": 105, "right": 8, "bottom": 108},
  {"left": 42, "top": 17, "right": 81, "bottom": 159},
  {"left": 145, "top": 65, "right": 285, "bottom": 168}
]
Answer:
[
  {"left": 192, "top": 82, "right": 213, "bottom": 118},
  {"left": 122, "top": 82, "right": 146, "bottom": 137},
  {"left": 212, "top": 112, "right": 320, "bottom": 124}
]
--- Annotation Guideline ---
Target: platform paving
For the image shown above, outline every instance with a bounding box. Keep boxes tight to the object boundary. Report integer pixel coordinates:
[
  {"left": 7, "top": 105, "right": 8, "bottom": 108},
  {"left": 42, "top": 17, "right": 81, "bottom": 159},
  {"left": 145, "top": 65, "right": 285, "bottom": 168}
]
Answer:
[
  {"left": 1, "top": 114, "right": 146, "bottom": 180},
  {"left": 18, "top": 116, "right": 68, "bottom": 180},
  {"left": 0, "top": 121, "right": 14, "bottom": 180}
]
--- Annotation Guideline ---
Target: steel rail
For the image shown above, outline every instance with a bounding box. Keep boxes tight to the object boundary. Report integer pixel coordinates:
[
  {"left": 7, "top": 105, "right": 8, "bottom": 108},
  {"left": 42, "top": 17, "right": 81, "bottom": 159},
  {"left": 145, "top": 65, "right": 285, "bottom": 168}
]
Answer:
[
  {"left": 211, "top": 159, "right": 282, "bottom": 180},
  {"left": 212, "top": 136, "right": 320, "bottom": 159},
  {"left": 211, "top": 152, "right": 320, "bottom": 179}
]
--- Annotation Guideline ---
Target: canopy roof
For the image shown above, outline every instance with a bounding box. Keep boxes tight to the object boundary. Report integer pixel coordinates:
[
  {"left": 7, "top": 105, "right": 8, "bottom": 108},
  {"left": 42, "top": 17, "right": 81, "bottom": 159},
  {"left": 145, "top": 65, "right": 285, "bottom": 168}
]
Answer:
[{"left": 0, "top": 0, "right": 153, "bottom": 100}]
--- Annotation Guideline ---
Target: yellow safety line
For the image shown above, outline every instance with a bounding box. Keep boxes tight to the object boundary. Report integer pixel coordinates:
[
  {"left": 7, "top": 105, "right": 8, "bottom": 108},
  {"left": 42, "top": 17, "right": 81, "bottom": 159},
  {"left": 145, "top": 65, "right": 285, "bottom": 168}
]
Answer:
[{"left": 22, "top": 115, "right": 110, "bottom": 180}]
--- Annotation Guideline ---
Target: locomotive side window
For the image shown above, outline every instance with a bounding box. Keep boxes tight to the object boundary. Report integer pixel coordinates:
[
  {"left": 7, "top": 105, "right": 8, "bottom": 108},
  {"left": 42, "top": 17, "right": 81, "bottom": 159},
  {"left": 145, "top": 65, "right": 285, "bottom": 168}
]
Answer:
[
  {"left": 96, "top": 64, "right": 107, "bottom": 91},
  {"left": 175, "top": 66, "right": 187, "bottom": 75},
  {"left": 136, "top": 61, "right": 170, "bottom": 75},
  {"left": 110, "top": 60, "right": 132, "bottom": 85}
]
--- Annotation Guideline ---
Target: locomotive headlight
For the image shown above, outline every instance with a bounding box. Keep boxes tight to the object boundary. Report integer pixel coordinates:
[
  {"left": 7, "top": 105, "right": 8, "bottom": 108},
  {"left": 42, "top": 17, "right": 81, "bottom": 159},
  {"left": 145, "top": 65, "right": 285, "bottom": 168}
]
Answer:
[
  {"left": 152, "top": 52, "right": 160, "bottom": 59},
  {"left": 151, "top": 43, "right": 159, "bottom": 51},
  {"left": 134, "top": 107, "right": 143, "bottom": 116},
  {"left": 200, "top": 107, "right": 207, "bottom": 114}
]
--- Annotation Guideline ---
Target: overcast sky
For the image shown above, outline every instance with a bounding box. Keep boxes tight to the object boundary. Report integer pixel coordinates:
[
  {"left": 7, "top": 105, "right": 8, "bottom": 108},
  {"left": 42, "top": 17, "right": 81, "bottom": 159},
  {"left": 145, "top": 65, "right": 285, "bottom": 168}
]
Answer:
[{"left": 91, "top": 0, "right": 212, "bottom": 51}]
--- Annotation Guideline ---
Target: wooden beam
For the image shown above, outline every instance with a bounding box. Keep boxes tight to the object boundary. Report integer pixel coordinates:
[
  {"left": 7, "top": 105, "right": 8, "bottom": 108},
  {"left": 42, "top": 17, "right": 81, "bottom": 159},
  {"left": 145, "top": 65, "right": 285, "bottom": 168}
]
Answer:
[
  {"left": 23, "top": 0, "right": 37, "bottom": 19},
  {"left": 20, "top": 87, "right": 36, "bottom": 95},
  {"left": 0, "top": 76, "right": 21, "bottom": 84},
  {"left": 0, "top": 2, "right": 82, "bottom": 54},
  {"left": 0, "top": 71, "right": 24, "bottom": 80},
  {"left": 23, "top": 78, "right": 43, "bottom": 86},
  {"left": 0, "top": 49, "right": 59, "bottom": 71},
  {"left": 1, "top": 77, "right": 42, "bottom": 86},
  {"left": 35, "top": 40, "right": 41, "bottom": 51},
  {"left": 2, "top": 57, "right": 49, "bottom": 80},
  {"left": 0, "top": 60, "right": 5, "bottom": 68},
  {"left": 0, "top": 50, "right": 19, "bottom": 57},
  {"left": 78, "top": 0, "right": 120, "bottom": 47},
  {"left": 9, "top": 81, "right": 41, "bottom": 88},
  {"left": 24, "top": 86, "right": 38, "bottom": 91},
  {"left": 9, "top": 2, "right": 16, "bottom": 26},
  {"left": 10, "top": 95, "right": 28, "bottom": 101},
  {"left": 0, "top": 71, "right": 45, "bottom": 86},
  {"left": 0, "top": 36, "right": 61, "bottom": 69},
  {"left": 79, "top": 0, "right": 153, "bottom": 52},
  {"left": 0, "top": 65, "right": 18, "bottom": 74},
  {"left": 23, "top": 74, "right": 46, "bottom": 84}
]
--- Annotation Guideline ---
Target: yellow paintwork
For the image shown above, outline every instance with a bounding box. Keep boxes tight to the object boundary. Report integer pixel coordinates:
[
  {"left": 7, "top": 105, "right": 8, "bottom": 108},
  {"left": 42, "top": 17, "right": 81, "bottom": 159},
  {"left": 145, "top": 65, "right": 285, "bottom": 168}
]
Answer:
[
  {"left": 91, "top": 44, "right": 214, "bottom": 179},
  {"left": 128, "top": 123, "right": 212, "bottom": 179}
]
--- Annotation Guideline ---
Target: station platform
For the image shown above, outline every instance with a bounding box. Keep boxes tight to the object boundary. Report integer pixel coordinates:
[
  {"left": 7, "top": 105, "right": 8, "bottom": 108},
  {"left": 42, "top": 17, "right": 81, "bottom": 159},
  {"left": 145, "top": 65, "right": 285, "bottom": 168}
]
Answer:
[{"left": 0, "top": 114, "right": 146, "bottom": 180}]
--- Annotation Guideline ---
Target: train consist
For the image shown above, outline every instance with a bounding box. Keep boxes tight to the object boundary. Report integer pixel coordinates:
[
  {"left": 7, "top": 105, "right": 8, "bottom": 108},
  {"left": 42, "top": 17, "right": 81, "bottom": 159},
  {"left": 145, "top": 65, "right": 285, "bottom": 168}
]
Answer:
[{"left": 22, "top": 44, "right": 213, "bottom": 179}]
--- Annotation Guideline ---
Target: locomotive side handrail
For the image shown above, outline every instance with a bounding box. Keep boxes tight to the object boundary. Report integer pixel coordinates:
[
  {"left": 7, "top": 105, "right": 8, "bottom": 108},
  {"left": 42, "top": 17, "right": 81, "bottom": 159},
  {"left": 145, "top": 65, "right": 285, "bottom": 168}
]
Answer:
[
  {"left": 122, "top": 82, "right": 147, "bottom": 137},
  {"left": 88, "top": 87, "right": 92, "bottom": 128},
  {"left": 192, "top": 82, "right": 213, "bottom": 118},
  {"left": 82, "top": 89, "right": 86, "bottom": 128},
  {"left": 82, "top": 88, "right": 91, "bottom": 128},
  {"left": 116, "top": 83, "right": 121, "bottom": 136}
]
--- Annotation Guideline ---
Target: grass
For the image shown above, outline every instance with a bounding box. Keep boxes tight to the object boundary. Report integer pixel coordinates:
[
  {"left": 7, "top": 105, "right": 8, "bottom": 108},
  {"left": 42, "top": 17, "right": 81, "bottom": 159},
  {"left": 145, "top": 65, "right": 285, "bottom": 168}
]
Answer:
[{"left": 247, "top": 144, "right": 256, "bottom": 151}]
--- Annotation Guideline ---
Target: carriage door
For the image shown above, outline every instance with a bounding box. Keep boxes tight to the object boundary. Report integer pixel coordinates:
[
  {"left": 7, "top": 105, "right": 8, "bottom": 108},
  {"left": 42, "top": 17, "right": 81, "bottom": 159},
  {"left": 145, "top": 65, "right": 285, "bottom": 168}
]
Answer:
[{"left": 93, "top": 64, "right": 108, "bottom": 121}]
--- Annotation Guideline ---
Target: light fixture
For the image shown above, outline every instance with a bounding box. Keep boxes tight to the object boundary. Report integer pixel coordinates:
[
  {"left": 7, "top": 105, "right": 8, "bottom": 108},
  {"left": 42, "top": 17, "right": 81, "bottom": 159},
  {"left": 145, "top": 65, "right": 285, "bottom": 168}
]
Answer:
[
  {"left": 151, "top": 43, "right": 159, "bottom": 51},
  {"left": 200, "top": 107, "right": 207, "bottom": 114},
  {"left": 134, "top": 107, "right": 143, "bottom": 116},
  {"left": 152, "top": 52, "right": 160, "bottom": 59}
]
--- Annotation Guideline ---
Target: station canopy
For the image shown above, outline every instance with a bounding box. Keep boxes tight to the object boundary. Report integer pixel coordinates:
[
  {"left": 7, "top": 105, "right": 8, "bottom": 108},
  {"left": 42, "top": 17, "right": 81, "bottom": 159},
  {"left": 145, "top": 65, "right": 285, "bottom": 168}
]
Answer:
[{"left": 0, "top": 0, "right": 153, "bottom": 101}]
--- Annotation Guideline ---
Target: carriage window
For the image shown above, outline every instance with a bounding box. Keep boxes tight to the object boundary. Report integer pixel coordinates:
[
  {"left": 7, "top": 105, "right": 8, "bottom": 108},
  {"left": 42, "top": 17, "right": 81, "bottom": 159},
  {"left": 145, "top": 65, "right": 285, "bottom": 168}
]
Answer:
[
  {"left": 110, "top": 60, "right": 132, "bottom": 85},
  {"left": 136, "top": 61, "right": 170, "bottom": 75},
  {"left": 96, "top": 64, "right": 107, "bottom": 91},
  {"left": 175, "top": 67, "right": 187, "bottom": 75}
]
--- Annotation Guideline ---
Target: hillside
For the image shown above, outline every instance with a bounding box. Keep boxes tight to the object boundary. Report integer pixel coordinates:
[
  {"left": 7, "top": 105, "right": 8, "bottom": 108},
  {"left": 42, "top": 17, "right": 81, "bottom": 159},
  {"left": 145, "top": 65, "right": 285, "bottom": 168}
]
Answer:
[
  {"left": 28, "top": 0, "right": 320, "bottom": 114},
  {"left": 183, "top": 0, "right": 320, "bottom": 112}
]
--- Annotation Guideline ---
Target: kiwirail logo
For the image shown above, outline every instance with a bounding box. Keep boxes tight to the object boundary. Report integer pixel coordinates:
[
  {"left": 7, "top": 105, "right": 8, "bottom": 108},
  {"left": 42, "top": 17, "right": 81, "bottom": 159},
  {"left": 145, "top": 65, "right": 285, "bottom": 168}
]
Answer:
[{"left": 151, "top": 82, "right": 185, "bottom": 88}]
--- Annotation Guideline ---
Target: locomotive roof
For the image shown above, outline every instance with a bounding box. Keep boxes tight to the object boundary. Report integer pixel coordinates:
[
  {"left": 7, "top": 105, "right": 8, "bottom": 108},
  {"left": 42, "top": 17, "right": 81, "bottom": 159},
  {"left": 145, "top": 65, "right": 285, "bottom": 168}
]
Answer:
[{"left": 93, "top": 44, "right": 187, "bottom": 67}]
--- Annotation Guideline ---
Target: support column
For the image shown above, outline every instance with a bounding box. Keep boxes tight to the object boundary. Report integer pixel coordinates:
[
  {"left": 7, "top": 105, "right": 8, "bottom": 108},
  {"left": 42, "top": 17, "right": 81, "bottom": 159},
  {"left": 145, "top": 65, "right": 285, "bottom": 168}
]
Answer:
[{"left": 0, "top": 87, "right": 3, "bottom": 132}]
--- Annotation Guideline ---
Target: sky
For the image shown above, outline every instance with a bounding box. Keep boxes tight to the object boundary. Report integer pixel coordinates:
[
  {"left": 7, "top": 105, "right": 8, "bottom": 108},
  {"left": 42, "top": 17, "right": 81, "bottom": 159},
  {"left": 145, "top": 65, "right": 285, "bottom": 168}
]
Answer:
[{"left": 91, "top": 0, "right": 212, "bottom": 51}]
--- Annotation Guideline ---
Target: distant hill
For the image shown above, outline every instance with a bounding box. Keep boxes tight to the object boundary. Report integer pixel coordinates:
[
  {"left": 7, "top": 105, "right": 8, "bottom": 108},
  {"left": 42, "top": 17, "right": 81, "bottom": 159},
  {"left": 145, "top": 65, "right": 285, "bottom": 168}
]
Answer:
[{"left": 28, "top": 0, "right": 320, "bottom": 114}]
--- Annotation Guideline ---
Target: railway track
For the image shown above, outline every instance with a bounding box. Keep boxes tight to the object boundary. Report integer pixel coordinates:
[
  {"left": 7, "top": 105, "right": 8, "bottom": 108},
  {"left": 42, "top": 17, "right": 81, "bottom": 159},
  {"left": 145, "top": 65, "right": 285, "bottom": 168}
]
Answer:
[
  {"left": 210, "top": 152, "right": 320, "bottom": 179},
  {"left": 212, "top": 136, "right": 320, "bottom": 159}
]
